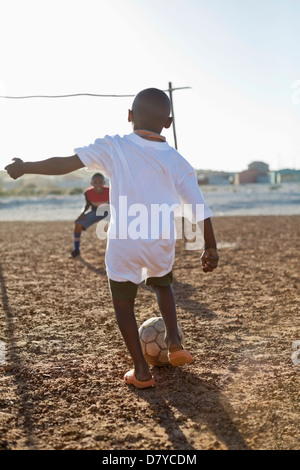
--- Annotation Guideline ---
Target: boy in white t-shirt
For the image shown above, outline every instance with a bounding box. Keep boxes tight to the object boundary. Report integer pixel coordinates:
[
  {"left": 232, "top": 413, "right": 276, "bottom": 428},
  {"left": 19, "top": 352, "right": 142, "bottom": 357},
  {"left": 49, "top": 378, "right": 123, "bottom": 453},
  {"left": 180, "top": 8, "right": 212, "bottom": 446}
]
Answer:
[{"left": 5, "top": 88, "right": 219, "bottom": 389}]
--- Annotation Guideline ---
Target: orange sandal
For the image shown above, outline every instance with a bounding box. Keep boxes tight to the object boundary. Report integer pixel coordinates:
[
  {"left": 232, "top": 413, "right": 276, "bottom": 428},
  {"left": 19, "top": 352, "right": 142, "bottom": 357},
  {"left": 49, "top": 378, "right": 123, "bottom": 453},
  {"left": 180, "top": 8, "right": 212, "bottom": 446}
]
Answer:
[
  {"left": 124, "top": 369, "right": 155, "bottom": 389},
  {"left": 168, "top": 348, "right": 194, "bottom": 366}
]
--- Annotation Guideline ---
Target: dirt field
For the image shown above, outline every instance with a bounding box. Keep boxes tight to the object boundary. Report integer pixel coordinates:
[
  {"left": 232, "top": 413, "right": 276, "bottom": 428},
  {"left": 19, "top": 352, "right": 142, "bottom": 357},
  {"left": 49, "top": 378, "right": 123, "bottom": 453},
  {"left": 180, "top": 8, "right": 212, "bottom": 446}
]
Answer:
[{"left": 0, "top": 216, "right": 300, "bottom": 450}]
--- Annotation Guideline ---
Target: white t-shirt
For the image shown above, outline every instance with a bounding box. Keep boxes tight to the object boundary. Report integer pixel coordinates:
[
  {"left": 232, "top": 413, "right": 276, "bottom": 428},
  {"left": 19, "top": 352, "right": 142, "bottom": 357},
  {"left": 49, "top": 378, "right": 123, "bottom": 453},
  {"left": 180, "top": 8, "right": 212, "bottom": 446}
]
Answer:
[{"left": 75, "top": 133, "right": 212, "bottom": 284}]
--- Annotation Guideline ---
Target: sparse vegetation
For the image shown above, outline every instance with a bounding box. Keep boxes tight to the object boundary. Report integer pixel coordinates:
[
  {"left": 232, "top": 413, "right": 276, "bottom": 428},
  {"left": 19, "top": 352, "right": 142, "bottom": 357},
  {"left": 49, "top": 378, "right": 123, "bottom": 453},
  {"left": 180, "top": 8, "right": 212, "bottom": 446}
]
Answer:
[
  {"left": 0, "top": 184, "right": 84, "bottom": 197},
  {"left": 0, "top": 169, "right": 89, "bottom": 198}
]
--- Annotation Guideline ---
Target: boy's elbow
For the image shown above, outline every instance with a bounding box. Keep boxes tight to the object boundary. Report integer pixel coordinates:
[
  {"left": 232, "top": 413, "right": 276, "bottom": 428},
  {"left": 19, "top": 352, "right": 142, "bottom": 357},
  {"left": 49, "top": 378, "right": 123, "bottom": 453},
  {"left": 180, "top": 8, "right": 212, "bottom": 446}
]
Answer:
[
  {"left": 69, "top": 154, "right": 85, "bottom": 171},
  {"left": 59, "top": 155, "right": 84, "bottom": 174}
]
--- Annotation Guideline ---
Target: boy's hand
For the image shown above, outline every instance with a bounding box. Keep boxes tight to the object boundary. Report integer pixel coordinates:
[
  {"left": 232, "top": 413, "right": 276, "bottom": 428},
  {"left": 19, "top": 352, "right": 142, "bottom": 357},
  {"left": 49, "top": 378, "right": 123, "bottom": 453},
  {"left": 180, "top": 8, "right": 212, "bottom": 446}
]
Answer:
[
  {"left": 201, "top": 248, "right": 219, "bottom": 273},
  {"left": 5, "top": 158, "right": 25, "bottom": 180}
]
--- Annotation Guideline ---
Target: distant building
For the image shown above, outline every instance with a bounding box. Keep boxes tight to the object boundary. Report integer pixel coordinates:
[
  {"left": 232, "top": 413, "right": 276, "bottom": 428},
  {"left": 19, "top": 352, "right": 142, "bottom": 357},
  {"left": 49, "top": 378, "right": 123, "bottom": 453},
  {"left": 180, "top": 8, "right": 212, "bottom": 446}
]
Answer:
[
  {"left": 197, "top": 174, "right": 209, "bottom": 185},
  {"left": 248, "top": 161, "right": 269, "bottom": 173},
  {"left": 208, "top": 172, "right": 234, "bottom": 185},
  {"left": 234, "top": 161, "right": 270, "bottom": 184},
  {"left": 196, "top": 170, "right": 233, "bottom": 185},
  {"left": 271, "top": 169, "right": 300, "bottom": 184}
]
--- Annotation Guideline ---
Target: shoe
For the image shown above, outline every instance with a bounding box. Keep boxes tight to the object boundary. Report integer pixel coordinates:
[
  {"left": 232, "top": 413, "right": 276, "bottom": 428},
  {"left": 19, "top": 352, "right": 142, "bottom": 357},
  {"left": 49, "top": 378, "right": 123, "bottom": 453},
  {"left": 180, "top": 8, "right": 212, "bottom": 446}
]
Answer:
[
  {"left": 168, "top": 347, "right": 194, "bottom": 366},
  {"left": 70, "top": 249, "right": 80, "bottom": 258},
  {"left": 124, "top": 369, "right": 155, "bottom": 389}
]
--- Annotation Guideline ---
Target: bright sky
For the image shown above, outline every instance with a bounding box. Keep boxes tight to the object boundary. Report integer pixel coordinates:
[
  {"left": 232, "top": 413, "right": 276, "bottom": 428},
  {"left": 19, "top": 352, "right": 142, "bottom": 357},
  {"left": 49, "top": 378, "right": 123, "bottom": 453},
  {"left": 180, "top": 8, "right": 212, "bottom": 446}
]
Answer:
[{"left": 1, "top": 0, "right": 300, "bottom": 172}]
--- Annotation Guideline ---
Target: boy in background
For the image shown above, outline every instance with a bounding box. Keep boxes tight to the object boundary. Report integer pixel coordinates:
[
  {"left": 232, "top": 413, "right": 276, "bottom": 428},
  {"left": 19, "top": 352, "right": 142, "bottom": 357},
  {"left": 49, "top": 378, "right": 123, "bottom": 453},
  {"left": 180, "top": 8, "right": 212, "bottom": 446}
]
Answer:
[
  {"left": 71, "top": 172, "right": 109, "bottom": 258},
  {"left": 5, "top": 88, "right": 218, "bottom": 389}
]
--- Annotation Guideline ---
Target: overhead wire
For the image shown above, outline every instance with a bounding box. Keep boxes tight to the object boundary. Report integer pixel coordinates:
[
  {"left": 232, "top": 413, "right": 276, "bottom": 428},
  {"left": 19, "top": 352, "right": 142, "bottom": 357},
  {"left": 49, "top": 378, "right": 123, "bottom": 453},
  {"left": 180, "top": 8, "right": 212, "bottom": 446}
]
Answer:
[{"left": 0, "top": 87, "right": 191, "bottom": 100}]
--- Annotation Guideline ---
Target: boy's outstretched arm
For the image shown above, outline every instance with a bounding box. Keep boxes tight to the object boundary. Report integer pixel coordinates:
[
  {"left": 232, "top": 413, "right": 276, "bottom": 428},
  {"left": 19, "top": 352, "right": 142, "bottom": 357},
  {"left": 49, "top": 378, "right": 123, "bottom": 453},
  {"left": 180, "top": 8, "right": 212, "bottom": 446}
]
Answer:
[
  {"left": 200, "top": 217, "right": 219, "bottom": 273},
  {"left": 5, "top": 155, "right": 84, "bottom": 180}
]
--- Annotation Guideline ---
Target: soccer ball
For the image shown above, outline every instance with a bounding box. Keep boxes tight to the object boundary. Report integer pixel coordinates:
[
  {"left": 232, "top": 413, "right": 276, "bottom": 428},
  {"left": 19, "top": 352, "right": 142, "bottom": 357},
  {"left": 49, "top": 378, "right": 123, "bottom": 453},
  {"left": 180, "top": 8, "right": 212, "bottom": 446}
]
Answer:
[{"left": 138, "top": 317, "right": 185, "bottom": 367}]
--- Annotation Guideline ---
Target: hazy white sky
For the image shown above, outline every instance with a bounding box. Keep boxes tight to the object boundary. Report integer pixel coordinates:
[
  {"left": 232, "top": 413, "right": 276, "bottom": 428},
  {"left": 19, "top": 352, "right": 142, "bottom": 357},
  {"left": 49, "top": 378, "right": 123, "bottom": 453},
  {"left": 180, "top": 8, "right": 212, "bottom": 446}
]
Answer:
[{"left": 1, "top": 0, "right": 300, "bottom": 172}]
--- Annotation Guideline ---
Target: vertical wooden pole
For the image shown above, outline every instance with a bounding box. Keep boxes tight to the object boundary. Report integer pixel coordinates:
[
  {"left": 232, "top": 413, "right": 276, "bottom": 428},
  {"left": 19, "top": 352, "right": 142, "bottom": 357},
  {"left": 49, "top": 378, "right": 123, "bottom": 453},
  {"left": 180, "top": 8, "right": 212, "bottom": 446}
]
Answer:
[
  {"left": 168, "top": 82, "right": 178, "bottom": 150},
  {"left": 168, "top": 82, "right": 187, "bottom": 245}
]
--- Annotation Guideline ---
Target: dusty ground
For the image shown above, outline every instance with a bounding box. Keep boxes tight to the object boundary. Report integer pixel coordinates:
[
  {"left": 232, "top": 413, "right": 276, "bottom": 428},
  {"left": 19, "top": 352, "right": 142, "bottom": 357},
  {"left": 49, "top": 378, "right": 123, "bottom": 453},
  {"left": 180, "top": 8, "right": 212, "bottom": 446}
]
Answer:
[{"left": 0, "top": 216, "right": 300, "bottom": 450}]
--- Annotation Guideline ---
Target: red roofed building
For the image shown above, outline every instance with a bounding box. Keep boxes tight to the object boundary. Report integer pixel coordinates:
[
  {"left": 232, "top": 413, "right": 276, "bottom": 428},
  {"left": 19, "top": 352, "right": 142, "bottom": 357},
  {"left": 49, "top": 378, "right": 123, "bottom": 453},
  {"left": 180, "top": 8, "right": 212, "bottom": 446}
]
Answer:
[{"left": 234, "top": 161, "right": 270, "bottom": 184}]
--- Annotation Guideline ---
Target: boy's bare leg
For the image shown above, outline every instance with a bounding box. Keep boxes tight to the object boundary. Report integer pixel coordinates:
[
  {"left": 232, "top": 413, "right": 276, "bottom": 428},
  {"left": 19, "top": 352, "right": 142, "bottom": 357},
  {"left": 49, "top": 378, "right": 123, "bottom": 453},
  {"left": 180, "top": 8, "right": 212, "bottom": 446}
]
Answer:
[
  {"left": 74, "top": 222, "right": 83, "bottom": 234},
  {"left": 153, "top": 285, "right": 182, "bottom": 352},
  {"left": 112, "top": 298, "right": 152, "bottom": 381}
]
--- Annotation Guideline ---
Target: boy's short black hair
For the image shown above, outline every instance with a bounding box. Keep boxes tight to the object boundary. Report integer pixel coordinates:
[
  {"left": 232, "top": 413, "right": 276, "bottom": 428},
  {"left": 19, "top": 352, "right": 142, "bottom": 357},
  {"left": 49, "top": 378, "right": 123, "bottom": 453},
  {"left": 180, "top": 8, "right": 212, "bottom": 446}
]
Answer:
[{"left": 92, "top": 173, "right": 105, "bottom": 180}]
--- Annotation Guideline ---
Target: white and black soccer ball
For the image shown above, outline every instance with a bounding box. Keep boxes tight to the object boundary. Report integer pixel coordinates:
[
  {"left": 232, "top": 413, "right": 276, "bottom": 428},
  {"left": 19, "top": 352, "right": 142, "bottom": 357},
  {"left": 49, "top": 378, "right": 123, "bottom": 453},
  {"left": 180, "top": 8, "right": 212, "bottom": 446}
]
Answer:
[{"left": 138, "top": 316, "right": 185, "bottom": 367}]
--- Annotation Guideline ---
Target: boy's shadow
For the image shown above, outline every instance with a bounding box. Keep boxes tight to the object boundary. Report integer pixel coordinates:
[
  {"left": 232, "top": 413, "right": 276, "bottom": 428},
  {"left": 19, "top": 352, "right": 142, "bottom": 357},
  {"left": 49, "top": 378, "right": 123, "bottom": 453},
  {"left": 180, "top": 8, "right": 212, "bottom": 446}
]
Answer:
[
  {"left": 172, "top": 279, "right": 217, "bottom": 320},
  {"left": 77, "top": 256, "right": 107, "bottom": 277},
  {"left": 132, "top": 367, "right": 249, "bottom": 450},
  {"left": 140, "top": 278, "right": 216, "bottom": 321}
]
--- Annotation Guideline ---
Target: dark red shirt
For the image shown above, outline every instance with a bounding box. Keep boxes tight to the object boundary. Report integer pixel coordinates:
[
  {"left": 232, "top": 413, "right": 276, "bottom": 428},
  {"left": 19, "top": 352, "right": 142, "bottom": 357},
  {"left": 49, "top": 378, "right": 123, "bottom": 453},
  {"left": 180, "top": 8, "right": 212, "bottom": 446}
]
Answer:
[{"left": 85, "top": 186, "right": 109, "bottom": 211}]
